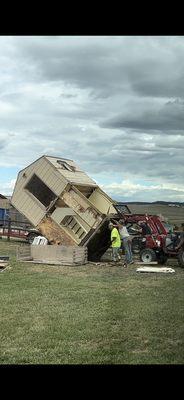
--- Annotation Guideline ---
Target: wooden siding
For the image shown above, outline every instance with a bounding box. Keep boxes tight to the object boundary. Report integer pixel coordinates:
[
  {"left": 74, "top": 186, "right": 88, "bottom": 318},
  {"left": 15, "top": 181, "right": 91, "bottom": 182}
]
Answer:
[
  {"left": 66, "top": 172, "right": 97, "bottom": 185},
  {"left": 11, "top": 155, "right": 106, "bottom": 229},
  {"left": 89, "top": 188, "right": 117, "bottom": 215},
  {"left": 30, "top": 245, "right": 88, "bottom": 265},
  {"left": 46, "top": 156, "right": 97, "bottom": 186},
  {"left": 11, "top": 157, "right": 68, "bottom": 226},
  {"left": 0, "top": 198, "right": 10, "bottom": 209},
  {"left": 61, "top": 188, "right": 103, "bottom": 229},
  {"left": 46, "top": 156, "right": 82, "bottom": 171},
  {"left": 11, "top": 192, "right": 46, "bottom": 227},
  {"left": 17, "top": 244, "right": 88, "bottom": 265},
  {"left": 30, "top": 157, "right": 68, "bottom": 196},
  {"left": 51, "top": 207, "right": 76, "bottom": 224},
  {"left": 51, "top": 207, "right": 91, "bottom": 244}
]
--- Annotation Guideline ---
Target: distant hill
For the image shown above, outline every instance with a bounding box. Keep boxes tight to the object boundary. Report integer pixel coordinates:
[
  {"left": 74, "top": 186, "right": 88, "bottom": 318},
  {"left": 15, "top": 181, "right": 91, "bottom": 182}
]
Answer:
[
  {"left": 124, "top": 201, "right": 184, "bottom": 206},
  {"left": 123, "top": 201, "right": 184, "bottom": 226}
]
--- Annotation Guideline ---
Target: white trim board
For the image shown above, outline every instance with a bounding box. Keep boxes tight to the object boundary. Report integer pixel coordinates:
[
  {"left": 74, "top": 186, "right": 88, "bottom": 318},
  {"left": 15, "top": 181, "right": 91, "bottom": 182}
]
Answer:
[{"left": 136, "top": 267, "right": 175, "bottom": 273}]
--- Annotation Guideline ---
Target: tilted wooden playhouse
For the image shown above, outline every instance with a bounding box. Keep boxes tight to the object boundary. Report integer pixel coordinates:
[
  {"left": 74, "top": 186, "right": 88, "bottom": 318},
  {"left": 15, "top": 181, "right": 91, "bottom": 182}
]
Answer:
[{"left": 11, "top": 155, "right": 121, "bottom": 262}]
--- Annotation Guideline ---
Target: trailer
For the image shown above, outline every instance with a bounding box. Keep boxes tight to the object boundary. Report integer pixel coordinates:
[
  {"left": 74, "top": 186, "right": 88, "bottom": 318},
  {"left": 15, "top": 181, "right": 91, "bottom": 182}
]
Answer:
[
  {"left": 0, "top": 219, "right": 39, "bottom": 242},
  {"left": 0, "top": 208, "right": 9, "bottom": 226}
]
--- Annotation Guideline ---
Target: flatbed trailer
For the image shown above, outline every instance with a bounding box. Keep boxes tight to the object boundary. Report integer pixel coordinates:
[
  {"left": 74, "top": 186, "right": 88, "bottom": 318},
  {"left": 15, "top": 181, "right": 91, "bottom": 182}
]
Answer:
[
  {"left": 0, "top": 219, "right": 38, "bottom": 242},
  {"left": 0, "top": 225, "right": 29, "bottom": 240}
]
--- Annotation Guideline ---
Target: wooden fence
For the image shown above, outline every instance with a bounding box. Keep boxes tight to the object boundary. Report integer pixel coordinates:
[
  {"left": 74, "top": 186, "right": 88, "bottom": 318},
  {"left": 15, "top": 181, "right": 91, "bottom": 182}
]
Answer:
[{"left": 17, "top": 244, "right": 88, "bottom": 266}]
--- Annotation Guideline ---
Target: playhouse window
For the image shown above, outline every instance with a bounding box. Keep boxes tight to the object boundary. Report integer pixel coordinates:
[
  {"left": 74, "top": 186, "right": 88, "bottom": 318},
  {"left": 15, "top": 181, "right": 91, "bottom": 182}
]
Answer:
[
  {"left": 25, "top": 174, "right": 57, "bottom": 208},
  {"left": 56, "top": 160, "right": 75, "bottom": 172}
]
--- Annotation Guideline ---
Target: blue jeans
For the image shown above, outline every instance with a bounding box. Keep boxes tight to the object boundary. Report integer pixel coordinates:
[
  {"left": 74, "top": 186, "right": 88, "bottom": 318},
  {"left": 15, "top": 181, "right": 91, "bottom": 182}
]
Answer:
[
  {"left": 112, "top": 247, "right": 121, "bottom": 262},
  {"left": 122, "top": 237, "right": 133, "bottom": 264}
]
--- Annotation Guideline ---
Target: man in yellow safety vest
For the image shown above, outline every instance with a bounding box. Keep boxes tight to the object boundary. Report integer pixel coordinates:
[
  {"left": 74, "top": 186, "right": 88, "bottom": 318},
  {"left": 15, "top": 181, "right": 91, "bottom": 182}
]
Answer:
[{"left": 109, "top": 222, "right": 121, "bottom": 263}]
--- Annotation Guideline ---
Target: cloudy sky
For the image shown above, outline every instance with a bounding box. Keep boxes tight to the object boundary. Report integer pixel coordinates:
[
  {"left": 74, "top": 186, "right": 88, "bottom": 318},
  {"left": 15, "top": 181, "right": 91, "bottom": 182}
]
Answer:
[{"left": 1, "top": 35, "right": 184, "bottom": 202}]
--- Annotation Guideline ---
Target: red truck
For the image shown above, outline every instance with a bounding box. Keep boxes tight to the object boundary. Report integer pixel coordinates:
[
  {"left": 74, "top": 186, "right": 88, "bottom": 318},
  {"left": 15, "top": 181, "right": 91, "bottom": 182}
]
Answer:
[{"left": 0, "top": 221, "right": 39, "bottom": 243}]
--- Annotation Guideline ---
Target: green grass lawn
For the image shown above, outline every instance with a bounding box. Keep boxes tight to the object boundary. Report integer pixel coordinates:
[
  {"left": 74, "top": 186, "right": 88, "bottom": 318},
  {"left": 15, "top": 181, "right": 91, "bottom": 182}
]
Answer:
[{"left": 0, "top": 238, "right": 184, "bottom": 364}]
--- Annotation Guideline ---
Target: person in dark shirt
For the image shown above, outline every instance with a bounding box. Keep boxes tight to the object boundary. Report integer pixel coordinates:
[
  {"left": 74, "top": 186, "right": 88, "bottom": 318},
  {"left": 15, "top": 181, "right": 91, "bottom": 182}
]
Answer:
[{"left": 137, "top": 221, "right": 151, "bottom": 235}]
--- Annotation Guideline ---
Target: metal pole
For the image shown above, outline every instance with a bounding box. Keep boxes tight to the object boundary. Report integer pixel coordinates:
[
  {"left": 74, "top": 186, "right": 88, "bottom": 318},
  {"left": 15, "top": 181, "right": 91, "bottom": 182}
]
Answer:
[{"left": 7, "top": 218, "right": 11, "bottom": 241}]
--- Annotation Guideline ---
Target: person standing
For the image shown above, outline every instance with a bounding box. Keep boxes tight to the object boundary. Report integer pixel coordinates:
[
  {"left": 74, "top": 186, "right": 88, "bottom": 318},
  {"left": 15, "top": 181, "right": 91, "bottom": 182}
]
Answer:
[
  {"left": 108, "top": 222, "right": 121, "bottom": 263},
  {"left": 137, "top": 221, "right": 151, "bottom": 235},
  {"left": 117, "top": 219, "right": 134, "bottom": 267}
]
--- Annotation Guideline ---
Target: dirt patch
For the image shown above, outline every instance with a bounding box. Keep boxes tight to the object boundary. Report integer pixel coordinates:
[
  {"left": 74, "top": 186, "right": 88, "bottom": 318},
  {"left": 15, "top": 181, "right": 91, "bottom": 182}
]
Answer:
[{"left": 38, "top": 217, "right": 75, "bottom": 246}]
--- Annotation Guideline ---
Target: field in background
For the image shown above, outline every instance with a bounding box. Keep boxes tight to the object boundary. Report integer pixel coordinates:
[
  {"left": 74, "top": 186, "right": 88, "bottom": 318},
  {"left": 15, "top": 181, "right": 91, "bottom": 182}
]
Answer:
[
  {"left": 127, "top": 203, "right": 184, "bottom": 226},
  {"left": 0, "top": 238, "right": 184, "bottom": 364}
]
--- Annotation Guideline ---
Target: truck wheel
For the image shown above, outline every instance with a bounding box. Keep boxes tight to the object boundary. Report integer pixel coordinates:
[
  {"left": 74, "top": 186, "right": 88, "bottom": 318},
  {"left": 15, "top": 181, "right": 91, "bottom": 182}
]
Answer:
[
  {"left": 140, "top": 248, "right": 157, "bottom": 263},
  {"left": 178, "top": 251, "right": 184, "bottom": 268},
  {"left": 27, "top": 233, "right": 39, "bottom": 244}
]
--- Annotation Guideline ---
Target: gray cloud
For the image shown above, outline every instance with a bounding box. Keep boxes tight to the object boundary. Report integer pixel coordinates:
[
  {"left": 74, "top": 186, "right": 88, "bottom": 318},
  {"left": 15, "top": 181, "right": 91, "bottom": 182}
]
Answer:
[
  {"left": 101, "top": 99, "right": 184, "bottom": 132},
  {"left": 10, "top": 36, "right": 184, "bottom": 99},
  {"left": 0, "top": 142, "right": 6, "bottom": 151},
  {"left": 0, "top": 36, "right": 184, "bottom": 201}
]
